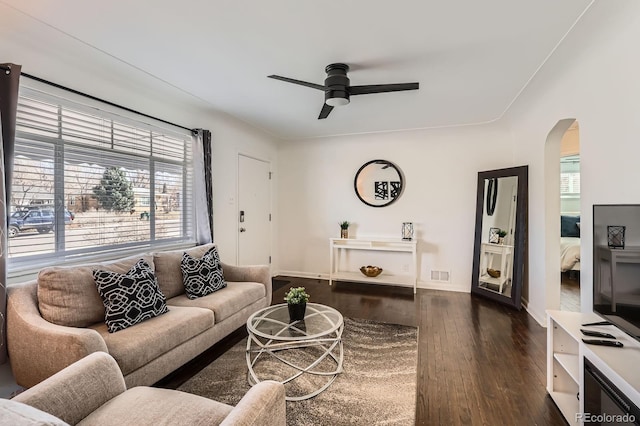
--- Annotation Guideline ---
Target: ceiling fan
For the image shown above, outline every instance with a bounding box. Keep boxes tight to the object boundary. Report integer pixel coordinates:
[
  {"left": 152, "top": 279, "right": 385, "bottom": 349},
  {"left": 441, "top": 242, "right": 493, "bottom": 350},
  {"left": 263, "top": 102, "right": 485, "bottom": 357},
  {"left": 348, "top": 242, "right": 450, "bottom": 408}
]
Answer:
[{"left": 268, "top": 63, "right": 419, "bottom": 119}]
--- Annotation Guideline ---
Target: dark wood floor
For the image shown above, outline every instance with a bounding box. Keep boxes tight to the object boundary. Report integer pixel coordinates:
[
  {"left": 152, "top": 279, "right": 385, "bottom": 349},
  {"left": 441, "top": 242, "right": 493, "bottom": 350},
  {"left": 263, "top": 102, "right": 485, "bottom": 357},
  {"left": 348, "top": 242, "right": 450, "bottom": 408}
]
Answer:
[
  {"left": 157, "top": 277, "right": 566, "bottom": 425},
  {"left": 561, "top": 272, "right": 581, "bottom": 312}
]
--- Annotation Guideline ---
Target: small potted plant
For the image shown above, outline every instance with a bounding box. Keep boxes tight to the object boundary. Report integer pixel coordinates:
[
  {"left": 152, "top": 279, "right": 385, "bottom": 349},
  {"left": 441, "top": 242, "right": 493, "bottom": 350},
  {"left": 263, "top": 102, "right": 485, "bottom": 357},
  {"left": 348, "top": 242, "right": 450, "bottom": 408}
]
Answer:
[
  {"left": 284, "top": 287, "right": 310, "bottom": 322},
  {"left": 498, "top": 229, "right": 507, "bottom": 244},
  {"left": 339, "top": 221, "right": 350, "bottom": 239}
]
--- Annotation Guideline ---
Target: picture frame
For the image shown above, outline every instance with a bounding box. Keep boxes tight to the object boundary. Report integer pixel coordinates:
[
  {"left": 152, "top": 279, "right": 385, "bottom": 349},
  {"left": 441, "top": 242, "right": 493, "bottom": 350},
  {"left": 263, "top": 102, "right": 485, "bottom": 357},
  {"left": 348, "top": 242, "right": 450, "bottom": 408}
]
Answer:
[
  {"left": 607, "top": 225, "right": 626, "bottom": 249},
  {"left": 489, "top": 227, "right": 500, "bottom": 244}
]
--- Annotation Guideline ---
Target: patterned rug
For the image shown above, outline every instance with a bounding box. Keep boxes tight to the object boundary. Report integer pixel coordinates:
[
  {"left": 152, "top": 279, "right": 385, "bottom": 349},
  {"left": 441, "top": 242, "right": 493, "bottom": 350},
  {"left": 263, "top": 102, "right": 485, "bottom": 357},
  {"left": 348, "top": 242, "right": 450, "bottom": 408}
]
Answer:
[{"left": 178, "top": 317, "right": 417, "bottom": 425}]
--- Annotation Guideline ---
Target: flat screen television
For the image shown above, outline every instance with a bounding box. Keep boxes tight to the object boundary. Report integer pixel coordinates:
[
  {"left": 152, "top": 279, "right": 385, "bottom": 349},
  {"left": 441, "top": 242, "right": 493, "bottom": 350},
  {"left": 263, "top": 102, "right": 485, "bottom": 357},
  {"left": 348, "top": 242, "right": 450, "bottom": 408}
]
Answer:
[{"left": 593, "top": 204, "right": 640, "bottom": 341}]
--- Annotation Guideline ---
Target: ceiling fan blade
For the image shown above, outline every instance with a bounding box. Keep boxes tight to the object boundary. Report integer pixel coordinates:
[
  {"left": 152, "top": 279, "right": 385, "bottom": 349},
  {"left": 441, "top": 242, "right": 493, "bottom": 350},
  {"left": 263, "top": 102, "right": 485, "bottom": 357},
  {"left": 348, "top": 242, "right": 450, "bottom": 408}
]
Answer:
[
  {"left": 268, "top": 75, "right": 326, "bottom": 91},
  {"left": 318, "top": 103, "right": 334, "bottom": 119},
  {"left": 349, "top": 82, "right": 419, "bottom": 95}
]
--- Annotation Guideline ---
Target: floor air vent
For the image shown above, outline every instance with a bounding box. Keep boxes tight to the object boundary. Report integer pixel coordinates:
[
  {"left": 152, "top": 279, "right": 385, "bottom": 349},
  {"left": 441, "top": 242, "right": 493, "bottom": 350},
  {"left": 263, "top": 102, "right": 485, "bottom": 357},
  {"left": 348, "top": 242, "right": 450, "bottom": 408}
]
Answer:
[{"left": 430, "top": 270, "right": 450, "bottom": 282}]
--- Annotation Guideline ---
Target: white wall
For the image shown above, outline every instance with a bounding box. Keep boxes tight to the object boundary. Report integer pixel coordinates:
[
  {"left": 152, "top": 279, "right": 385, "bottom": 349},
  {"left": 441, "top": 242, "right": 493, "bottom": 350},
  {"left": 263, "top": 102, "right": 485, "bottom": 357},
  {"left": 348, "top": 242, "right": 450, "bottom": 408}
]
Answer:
[
  {"left": 481, "top": 176, "right": 518, "bottom": 245},
  {"left": 5, "top": 0, "right": 640, "bottom": 346},
  {"left": 1, "top": 4, "right": 280, "bottom": 395},
  {"left": 276, "top": 1, "right": 640, "bottom": 318},
  {"left": 504, "top": 1, "right": 640, "bottom": 324},
  {"left": 277, "top": 123, "right": 514, "bottom": 292},
  {"left": 0, "top": 3, "right": 280, "bottom": 268},
  {"left": 207, "top": 114, "right": 279, "bottom": 265}
]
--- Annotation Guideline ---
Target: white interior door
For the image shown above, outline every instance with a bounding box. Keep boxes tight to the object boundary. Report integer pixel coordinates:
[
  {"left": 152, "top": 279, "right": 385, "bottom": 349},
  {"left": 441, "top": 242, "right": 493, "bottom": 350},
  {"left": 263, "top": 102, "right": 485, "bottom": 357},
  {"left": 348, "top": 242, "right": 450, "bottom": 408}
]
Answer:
[{"left": 238, "top": 154, "right": 271, "bottom": 265}]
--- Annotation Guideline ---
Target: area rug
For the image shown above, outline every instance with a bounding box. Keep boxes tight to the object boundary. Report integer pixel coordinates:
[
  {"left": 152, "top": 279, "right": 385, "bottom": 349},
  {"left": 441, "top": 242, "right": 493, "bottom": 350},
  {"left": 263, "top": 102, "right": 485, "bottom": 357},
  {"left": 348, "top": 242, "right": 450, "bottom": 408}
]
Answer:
[{"left": 178, "top": 317, "right": 417, "bottom": 425}]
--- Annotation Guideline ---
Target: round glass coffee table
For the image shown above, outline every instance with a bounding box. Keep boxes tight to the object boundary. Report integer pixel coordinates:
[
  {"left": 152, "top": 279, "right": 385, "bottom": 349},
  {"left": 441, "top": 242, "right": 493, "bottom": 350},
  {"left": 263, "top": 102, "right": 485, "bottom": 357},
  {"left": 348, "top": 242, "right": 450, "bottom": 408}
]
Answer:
[{"left": 246, "top": 303, "right": 344, "bottom": 401}]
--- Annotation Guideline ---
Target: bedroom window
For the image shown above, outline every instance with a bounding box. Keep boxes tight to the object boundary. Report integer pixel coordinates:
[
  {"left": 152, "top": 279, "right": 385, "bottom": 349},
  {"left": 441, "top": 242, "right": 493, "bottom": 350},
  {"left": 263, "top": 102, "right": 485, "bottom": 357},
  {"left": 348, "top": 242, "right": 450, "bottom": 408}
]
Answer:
[
  {"left": 8, "top": 85, "right": 195, "bottom": 273},
  {"left": 560, "top": 155, "right": 580, "bottom": 215}
]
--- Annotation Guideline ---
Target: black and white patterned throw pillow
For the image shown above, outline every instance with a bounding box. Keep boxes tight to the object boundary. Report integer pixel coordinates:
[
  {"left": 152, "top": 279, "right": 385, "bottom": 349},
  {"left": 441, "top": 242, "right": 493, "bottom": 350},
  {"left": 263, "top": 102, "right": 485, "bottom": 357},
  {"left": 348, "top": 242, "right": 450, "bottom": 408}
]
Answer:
[
  {"left": 93, "top": 259, "right": 168, "bottom": 333},
  {"left": 181, "top": 246, "right": 227, "bottom": 299}
]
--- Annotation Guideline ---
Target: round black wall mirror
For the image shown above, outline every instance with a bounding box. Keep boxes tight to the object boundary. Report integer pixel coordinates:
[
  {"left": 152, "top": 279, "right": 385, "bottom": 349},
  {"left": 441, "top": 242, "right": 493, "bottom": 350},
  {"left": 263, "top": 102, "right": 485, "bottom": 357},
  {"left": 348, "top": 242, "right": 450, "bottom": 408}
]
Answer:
[{"left": 354, "top": 159, "right": 404, "bottom": 207}]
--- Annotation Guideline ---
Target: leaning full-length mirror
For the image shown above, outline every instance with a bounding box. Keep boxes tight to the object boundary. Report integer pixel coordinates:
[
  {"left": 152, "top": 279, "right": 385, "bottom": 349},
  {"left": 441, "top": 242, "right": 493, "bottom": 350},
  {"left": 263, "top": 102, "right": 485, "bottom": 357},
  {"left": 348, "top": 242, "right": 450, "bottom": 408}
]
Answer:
[{"left": 471, "top": 166, "right": 528, "bottom": 309}]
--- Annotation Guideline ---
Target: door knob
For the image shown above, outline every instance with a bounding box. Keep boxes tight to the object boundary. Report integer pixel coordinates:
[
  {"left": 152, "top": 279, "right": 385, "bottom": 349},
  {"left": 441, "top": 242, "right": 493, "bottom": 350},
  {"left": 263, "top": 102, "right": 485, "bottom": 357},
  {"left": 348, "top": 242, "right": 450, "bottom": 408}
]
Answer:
[{"left": 240, "top": 227, "right": 246, "bottom": 232}]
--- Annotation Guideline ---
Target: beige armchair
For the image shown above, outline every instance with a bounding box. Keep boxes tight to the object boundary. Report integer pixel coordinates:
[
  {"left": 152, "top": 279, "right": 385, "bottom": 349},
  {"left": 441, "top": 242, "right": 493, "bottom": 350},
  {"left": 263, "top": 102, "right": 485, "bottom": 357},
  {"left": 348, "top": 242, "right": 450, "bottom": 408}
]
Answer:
[{"left": 9, "top": 352, "right": 286, "bottom": 426}]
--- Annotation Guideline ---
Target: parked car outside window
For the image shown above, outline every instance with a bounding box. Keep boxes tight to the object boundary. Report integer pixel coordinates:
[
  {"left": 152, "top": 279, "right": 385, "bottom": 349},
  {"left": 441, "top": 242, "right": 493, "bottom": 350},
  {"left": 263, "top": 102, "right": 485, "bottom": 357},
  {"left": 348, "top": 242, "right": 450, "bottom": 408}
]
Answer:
[{"left": 8, "top": 206, "right": 74, "bottom": 238}]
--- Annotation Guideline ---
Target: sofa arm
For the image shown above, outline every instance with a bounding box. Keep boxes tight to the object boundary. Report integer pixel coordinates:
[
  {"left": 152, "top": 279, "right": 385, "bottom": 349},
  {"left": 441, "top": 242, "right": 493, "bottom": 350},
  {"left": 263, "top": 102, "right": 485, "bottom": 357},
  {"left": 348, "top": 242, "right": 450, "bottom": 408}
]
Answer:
[
  {"left": 220, "top": 380, "right": 286, "bottom": 426},
  {"left": 7, "top": 282, "right": 108, "bottom": 388},
  {"left": 13, "top": 352, "right": 126, "bottom": 425},
  {"left": 221, "top": 263, "right": 272, "bottom": 305}
]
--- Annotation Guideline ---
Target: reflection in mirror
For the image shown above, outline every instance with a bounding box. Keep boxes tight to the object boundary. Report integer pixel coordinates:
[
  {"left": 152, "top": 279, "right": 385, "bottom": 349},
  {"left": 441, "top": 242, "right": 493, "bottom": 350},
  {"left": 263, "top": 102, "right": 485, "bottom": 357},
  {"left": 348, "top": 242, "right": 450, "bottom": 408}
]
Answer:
[
  {"left": 354, "top": 160, "right": 404, "bottom": 207},
  {"left": 478, "top": 176, "right": 518, "bottom": 297},
  {"left": 471, "top": 166, "right": 528, "bottom": 309}
]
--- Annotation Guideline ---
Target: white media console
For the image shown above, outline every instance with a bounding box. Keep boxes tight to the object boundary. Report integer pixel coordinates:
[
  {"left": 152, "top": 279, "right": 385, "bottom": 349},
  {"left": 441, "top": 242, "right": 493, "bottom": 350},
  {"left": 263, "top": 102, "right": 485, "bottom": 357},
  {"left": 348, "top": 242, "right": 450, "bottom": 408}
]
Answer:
[{"left": 547, "top": 310, "right": 640, "bottom": 424}]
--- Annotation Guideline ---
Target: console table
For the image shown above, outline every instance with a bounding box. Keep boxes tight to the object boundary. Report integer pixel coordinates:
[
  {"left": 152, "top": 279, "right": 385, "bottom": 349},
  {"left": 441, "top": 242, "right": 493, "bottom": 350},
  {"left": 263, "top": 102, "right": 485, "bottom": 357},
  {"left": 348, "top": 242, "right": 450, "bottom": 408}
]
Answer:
[
  {"left": 594, "top": 245, "right": 640, "bottom": 312},
  {"left": 328, "top": 238, "right": 418, "bottom": 293},
  {"left": 478, "top": 242, "right": 513, "bottom": 294}
]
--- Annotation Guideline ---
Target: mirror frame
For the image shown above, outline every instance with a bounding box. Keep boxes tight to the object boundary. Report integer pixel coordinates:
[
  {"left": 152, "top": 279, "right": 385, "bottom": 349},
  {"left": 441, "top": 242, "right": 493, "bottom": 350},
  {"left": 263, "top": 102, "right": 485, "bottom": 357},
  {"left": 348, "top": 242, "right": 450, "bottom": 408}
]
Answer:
[
  {"left": 471, "top": 165, "right": 528, "bottom": 309},
  {"left": 353, "top": 159, "right": 404, "bottom": 208}
]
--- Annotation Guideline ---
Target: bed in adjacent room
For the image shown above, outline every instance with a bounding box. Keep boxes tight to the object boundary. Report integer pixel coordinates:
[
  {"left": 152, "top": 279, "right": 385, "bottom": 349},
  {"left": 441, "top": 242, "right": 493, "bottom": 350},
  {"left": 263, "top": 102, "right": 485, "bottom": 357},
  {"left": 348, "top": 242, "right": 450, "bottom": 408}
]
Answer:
[
  {"left": 561, "top": 215, "right": 581, "bottom": 272},
  {"left": 561, "top": 236, "right": 581, "bottom": 272}
]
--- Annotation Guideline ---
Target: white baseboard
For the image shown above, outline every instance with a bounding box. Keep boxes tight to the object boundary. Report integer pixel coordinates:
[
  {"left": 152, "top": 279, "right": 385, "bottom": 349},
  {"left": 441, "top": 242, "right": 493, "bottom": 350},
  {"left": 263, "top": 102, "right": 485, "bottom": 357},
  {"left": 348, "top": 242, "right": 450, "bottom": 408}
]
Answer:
[
  {"left": 273, "top": 271, "right": 470, "bottom": 294},
  {"left": 417, "top": 280, "right": 469, "bottom": 293},
  {"left": 275, "top": 270, "right": 328, "bottom": 280},
  {"left": 524, "top": 304, "right": 547, "bottom": 327}
]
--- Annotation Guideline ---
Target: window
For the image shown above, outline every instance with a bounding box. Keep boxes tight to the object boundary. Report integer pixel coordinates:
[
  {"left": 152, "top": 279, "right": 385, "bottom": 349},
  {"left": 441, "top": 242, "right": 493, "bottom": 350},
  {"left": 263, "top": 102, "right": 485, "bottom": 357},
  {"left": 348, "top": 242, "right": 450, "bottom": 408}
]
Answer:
[
  {"left": 560, "top": 155, "right": 580, "bottom": 195},
  {"left": 9, "top": 86, "right": 195, "bottom": 270},
  {"left": 560, "top": 155, "right": 580, "bottom": 215}
]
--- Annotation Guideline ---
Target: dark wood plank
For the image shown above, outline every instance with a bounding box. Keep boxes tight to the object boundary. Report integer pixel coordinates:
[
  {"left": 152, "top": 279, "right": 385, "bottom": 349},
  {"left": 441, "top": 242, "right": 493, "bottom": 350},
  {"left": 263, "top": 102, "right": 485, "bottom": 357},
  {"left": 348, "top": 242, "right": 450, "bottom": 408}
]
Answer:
[
  {"left": 157, "top": 276, "right": 566, "bottom": 425},
  {"left": 561, "top": 271, "right": 581, "bottom": 312}
]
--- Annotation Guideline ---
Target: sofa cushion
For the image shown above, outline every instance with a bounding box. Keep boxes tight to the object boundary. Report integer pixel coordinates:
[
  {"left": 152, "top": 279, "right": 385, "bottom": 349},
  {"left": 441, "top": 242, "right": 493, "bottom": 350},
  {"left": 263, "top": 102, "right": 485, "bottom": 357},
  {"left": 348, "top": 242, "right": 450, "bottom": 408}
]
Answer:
[
  {"left": 154, "top": 244, "right": 215, "bottom": 299},
  {"left": 89, "top": 306, "right": 214, "bottom": 376},
  {"left": 167, "top": 282, "right": 265, "bottom": 323},
  {"left": 78, "top": 387, "right": 232, "bottom": 426},
  {"left": 38, "top": 254, "right": 155, "bottom": 327},
  {"left": 181, "top": 246, "right": 227, "bottom": 299},
  {"left": 0, "top": 399, "right": 70, "bottom": 426},
  {"left": 93, "top": 259, "right": 169, "bottom": 333}
]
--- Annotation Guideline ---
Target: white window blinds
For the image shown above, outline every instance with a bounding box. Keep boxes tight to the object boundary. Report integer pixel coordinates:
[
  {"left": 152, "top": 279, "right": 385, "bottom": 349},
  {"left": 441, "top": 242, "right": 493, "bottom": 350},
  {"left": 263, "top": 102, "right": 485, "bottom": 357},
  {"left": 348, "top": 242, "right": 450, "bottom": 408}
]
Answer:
[
  {"left": 560, "top": 155, "right": 581, "bottom": 195},
  {"left": 9, "top": 85, "right": 195, "bottom": 271}
]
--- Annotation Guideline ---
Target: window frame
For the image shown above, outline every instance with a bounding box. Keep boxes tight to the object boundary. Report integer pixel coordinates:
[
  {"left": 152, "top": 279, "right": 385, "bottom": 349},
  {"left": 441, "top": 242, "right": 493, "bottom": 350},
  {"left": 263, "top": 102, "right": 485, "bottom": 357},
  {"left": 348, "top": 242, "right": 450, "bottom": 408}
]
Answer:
[{"left": 8, "top": 84, "right": 196, "bottom": 276}]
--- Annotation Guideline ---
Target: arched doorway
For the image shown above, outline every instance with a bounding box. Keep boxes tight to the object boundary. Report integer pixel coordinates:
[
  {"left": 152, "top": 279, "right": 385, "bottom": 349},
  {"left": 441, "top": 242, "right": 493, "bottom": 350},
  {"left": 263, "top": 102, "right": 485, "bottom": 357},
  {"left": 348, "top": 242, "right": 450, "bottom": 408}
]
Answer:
[
  {"left": 544, "top": 119, "right": 580, "bottom": 312},
  {"left": 559, "top": 122, "right": 581, "bottom": 311}
]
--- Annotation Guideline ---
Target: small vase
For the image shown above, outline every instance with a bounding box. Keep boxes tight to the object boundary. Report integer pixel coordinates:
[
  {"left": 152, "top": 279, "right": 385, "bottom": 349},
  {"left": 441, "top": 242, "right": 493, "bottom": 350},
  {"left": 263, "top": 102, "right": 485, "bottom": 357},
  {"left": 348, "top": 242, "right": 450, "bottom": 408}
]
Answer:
[
  {"left": 340, "top": 228, "right": 348, "bottom": 239},
  {"left": 498, "top": 237, "right": 505, "bottom": 245},
  {"left": 288, "top": 303, "right": 306, "bottom": 322}
]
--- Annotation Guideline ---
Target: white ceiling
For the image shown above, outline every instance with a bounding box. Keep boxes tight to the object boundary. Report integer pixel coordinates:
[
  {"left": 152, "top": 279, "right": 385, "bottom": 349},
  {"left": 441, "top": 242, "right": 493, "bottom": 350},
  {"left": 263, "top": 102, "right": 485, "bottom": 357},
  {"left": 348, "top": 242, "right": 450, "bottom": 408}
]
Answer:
[{"left": 1, "top": 0, "right": 593, "bottom": 140}]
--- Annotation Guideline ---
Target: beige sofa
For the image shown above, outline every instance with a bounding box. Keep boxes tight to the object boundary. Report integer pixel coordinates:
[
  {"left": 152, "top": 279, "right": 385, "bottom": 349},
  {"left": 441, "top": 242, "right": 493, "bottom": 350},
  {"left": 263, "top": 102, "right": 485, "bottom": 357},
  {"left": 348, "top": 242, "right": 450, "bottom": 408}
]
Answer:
[
  {"left": 6, "top": 351, "right": 286, "bottom": 425},
  {"left": 7, "top": 243, "right": 271, "bottom": 388}
]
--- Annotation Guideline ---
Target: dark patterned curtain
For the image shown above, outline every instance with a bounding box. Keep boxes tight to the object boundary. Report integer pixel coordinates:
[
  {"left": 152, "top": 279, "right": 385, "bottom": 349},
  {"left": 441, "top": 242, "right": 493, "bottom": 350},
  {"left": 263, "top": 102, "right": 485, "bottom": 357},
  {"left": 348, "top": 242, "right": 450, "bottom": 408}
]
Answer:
[
  {"left": 194, "top": 129, "right": 213, "bottom": 244},
  {"left": 0, "top": 63, "right": 22, "bottom": 364},
  {"left": 202, "top": 130, "right": 213, "bottom": 242}
]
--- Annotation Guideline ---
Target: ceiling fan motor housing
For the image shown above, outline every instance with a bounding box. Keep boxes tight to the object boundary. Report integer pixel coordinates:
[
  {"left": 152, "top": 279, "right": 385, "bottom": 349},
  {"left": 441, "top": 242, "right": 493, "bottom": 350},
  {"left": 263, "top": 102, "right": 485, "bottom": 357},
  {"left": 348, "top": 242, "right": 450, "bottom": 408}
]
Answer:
[
  {"left": 324, "top": 63, "right": 350, "bottom": 105},
  {"left": 267, "top": 62, "right": 418, "bottom": 118}
]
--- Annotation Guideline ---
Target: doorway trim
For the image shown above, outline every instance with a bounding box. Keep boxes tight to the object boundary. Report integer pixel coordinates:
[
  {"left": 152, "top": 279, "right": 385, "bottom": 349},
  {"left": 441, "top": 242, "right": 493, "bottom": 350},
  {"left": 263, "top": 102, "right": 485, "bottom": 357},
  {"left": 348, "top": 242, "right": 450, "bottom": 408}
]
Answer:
[{"left": 544, "top": 118, "right": 578, "bottom": 312}]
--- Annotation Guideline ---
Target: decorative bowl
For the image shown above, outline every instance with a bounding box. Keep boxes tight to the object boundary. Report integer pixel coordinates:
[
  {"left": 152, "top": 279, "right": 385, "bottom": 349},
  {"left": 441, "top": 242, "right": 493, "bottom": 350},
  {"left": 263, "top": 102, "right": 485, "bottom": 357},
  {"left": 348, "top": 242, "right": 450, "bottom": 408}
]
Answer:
[
  {"left": 487, "top": 268, "right": 501, "bottom": 278},
  {"left": 360, "top": 265, "right": 383, "bottom": 277}
]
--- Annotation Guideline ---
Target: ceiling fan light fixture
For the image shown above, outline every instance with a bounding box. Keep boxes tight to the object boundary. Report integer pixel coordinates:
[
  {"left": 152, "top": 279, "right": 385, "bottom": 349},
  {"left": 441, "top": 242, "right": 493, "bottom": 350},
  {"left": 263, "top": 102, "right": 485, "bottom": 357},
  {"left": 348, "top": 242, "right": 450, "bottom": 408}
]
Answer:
[
  {"left": 268, "top": 62, "right": 418, "bottom": 119},
  {"left": 326, "top": 97, "right": 350, "bottom": 107}
]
